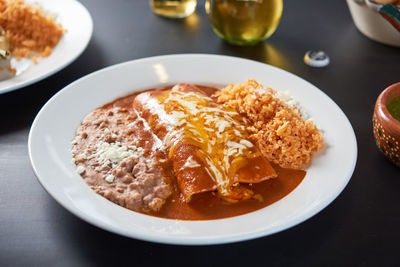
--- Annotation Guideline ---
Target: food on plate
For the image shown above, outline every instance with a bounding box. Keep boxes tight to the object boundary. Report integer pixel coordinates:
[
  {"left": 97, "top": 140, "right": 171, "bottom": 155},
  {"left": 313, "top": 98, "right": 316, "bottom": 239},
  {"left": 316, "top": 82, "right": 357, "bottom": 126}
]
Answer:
[
  {"left": 133, "top": 84, "right": 277, "bottom": 203},
  {"left": 0, "top": 0, "right": 65, "bottom": 61},
  {"left": 0, "top": 26, "right": 14, "bottom": 80},
  {"left": 216, "top": 79, "right": 324, "bottom": 169},
  {"left": 71, "top": 106, "right": 172, "bottom": 213},
  {"left": 72, "top": 81, "right": 323, "bottom": 220}
]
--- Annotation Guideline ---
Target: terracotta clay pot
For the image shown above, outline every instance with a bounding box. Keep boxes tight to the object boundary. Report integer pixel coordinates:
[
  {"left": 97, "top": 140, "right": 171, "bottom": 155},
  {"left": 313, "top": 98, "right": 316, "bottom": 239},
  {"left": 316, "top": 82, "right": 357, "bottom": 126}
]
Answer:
[{"left": 373, "top": 82, "right": 400, "bottom": 167}]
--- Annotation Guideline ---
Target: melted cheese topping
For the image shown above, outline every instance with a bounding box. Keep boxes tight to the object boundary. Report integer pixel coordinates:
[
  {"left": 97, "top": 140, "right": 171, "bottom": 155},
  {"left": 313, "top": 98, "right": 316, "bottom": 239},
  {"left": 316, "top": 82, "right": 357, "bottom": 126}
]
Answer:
[
  {"left": 154, "top": 88, "right": 262, "bottom": 197},
  {"left": 181, "top": 155, "right": 201, "bottom": 170}
]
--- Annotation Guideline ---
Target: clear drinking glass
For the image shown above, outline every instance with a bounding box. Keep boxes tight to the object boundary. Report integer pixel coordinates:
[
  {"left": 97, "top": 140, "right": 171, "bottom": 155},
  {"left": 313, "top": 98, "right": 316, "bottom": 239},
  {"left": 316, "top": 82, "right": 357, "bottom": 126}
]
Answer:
[
  {"left": 150, "top": 0, "right": 197, "bottom": 18},
  {"left": 205, "top": 0, "right": 283, "bottom": 45}
]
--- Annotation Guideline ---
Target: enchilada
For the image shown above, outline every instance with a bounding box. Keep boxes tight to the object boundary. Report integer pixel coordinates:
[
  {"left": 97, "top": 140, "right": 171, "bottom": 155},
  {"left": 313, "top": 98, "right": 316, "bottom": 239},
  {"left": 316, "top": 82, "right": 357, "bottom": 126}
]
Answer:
[{"left": 133, "top": 83, "right": 277, "bottom": 202}]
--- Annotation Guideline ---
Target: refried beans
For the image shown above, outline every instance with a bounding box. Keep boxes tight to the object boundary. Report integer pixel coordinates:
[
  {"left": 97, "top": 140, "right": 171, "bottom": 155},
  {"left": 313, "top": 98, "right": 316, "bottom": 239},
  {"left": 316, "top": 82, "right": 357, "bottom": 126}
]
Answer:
[{"left": 71, "top": 106, "right": 172, "bottom": 213}]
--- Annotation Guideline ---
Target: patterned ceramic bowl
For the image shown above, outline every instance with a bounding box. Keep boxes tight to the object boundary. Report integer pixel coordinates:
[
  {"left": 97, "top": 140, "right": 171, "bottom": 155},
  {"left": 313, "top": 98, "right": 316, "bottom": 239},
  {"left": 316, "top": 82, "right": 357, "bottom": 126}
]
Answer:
[
  {"left": 373, "top": 82, "right": 400, "bottom": 167},
  {"left": 346, "top": 0, "right": 400, "bottom": 47}
]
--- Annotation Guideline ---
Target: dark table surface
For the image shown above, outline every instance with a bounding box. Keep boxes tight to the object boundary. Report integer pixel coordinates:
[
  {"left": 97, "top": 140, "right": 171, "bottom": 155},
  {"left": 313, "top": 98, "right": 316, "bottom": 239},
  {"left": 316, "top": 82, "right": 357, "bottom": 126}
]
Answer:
[{"left": 1, "top": 0, "right": 400, "bottom": 266}]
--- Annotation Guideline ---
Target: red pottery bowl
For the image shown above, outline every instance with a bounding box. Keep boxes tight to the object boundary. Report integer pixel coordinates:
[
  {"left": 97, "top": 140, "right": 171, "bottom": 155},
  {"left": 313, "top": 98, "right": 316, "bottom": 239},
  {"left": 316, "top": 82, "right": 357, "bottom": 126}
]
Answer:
[{"left": 373, "top": 82, "right": 400, "bottom": 167}]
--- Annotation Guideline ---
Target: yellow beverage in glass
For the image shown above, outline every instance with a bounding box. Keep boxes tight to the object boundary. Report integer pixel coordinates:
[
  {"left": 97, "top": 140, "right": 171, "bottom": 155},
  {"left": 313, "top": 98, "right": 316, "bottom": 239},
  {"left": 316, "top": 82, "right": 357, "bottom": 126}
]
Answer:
[
  {"left": 205, "top": 0, "right": 283, "bottom": 45},
  {"left": 150, "top": 0, "right": 197, "bottom": 18}
]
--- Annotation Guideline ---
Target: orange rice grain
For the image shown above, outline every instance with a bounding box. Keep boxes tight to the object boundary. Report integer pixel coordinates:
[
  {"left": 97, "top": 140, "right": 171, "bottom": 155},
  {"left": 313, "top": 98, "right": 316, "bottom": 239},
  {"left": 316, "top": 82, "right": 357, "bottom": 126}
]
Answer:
[
  {"left": 216, "top": 79, "right": 324, "bottom": 170},
  {"left": 0, "top": 0, "right": 64, "bottom": 60}
]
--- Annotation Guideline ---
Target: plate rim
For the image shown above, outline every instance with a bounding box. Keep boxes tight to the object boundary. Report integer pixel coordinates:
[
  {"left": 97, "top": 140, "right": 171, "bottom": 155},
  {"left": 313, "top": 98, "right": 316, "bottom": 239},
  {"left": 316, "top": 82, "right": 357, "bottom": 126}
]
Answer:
[
  {"left": 0, "top": 0, "right": 93, "bottom": 94},
  {"left": 28, "top": 53, "right": 358, "bottom": 245}
]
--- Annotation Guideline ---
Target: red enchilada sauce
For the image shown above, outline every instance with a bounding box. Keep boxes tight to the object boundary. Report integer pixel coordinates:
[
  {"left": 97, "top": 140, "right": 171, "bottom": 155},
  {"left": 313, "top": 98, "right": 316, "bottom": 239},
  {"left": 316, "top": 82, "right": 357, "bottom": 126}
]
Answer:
[
  {"left": 152, "top": 164, "right": 305, "bottom": 220},
  {"left": 102, "top": 85, "right": 306, "bottom": 220}
]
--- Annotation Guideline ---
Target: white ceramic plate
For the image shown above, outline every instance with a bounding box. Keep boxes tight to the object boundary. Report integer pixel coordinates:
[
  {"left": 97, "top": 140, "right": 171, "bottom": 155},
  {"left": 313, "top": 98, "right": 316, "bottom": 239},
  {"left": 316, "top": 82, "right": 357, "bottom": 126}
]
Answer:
[
  {"left": 0, "top": 0, "right": 93, "bottom": 94},
  {"left": 28, "top": 54, "right": 357, "bottom": 245}
]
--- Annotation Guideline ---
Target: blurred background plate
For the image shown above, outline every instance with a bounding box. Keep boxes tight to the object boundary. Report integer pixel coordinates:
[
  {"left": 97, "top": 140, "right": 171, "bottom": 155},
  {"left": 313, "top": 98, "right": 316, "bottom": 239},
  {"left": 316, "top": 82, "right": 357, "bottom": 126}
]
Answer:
[{"left": 0, "top": 0, "right": 93, "bottom": 94}]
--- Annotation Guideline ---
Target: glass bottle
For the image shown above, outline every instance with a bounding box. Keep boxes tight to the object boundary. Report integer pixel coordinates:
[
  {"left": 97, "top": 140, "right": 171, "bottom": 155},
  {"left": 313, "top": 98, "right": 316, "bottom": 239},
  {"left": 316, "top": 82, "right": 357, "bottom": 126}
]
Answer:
[
  {"left": 205, "top": 0, "right": 283, "bottom": 45},
  {"left": 150, "top": 0, "right": 197, "bottom": 18}
]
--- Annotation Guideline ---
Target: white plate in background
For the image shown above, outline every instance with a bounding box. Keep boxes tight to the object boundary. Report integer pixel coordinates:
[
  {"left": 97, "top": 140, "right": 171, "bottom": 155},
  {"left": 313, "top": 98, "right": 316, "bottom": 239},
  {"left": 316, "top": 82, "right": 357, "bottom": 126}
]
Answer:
[
  {"left": 28, "top": 54, "right": 357, "bottom": 245},
  {"left": 0, "top": 0, "right": 93, "bottom": 94}
]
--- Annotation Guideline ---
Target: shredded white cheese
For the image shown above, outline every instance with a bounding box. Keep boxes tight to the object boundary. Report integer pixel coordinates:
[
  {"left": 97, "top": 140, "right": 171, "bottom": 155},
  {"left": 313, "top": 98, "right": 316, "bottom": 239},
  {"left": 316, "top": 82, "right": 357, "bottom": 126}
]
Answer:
[
  {"left": 89, "top": 141, "right": 140, "bottom": 168},
  {"left": 78, "top": 153, "right": 87, "bottom": 160},
  {"left": 181, "top": 156, "right": 201, "bottom": 170},
  {"left": 105, "top": 174, "right": 114, "bottom": 183},
  {"left": 240, "top": 139, "right": 253, "bottom": 148},
  {"left": 76, "top": 166, "right": 85, "bottom": 174},
  {"left": 215, "top": 119, "right": 231, "bottom": 133},
  {"left": 226, "top": 141, "right": 246, "bottom": 150}
]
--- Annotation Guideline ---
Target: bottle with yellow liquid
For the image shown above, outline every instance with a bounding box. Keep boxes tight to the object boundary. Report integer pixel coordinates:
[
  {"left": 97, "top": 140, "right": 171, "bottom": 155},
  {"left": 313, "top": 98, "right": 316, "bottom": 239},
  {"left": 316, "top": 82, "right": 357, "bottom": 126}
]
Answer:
[
  {"left": 205, "top": 0, "right": 283, "bottom": 45},
  {"left": 150, "top": 0, "right": 197, "bottom": 18}
]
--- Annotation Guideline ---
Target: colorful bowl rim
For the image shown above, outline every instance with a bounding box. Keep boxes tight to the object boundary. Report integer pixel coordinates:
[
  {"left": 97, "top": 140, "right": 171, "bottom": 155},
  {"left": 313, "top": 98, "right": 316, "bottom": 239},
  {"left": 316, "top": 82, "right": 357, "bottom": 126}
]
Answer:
[{"left": 376, "top": 82, "right": 400, "bottom": 134}]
